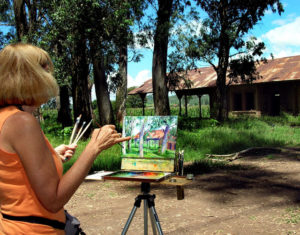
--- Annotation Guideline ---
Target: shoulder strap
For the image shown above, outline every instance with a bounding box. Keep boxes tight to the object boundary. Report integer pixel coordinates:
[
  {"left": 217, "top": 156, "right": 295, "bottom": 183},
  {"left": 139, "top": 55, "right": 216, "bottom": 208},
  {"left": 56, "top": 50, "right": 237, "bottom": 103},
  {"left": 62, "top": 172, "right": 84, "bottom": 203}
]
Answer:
[{"left": 2, "top": 213, "right": 65, "bottom": 230}]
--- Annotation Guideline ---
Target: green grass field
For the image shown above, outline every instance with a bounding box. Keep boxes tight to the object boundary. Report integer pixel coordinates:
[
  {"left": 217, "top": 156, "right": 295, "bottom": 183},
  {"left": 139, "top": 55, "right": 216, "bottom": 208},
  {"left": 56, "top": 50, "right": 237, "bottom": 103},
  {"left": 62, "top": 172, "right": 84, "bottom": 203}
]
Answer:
[{"left": 42, "top": 108, "right": 300, "bottom": 173}]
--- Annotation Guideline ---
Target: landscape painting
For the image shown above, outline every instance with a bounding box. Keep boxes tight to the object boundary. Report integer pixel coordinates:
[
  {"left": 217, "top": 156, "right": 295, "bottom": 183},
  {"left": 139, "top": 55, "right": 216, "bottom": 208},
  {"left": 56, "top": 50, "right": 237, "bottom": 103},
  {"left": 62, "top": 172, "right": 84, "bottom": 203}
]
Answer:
[{"left": 122, "top": 116, "right": 178, "bottom": 159}]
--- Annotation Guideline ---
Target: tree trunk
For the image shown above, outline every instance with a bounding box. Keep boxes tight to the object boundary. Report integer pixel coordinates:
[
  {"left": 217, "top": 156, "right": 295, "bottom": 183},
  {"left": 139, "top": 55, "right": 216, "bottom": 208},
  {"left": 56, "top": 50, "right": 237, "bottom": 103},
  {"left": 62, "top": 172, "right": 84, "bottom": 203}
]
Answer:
[
  {"left": 139, "top": 119, "right": 146, "bottom": 158},
  {"left": 214, "top": 8, "right": 230, "bottom": 122},
  {"left": 71, "top": 36, "right": 93, "bottom": 133},
  {"left": 176, "top": 92, "right": 182, "bottom": 116},
  {"left": 13, "top": 0, "right": 28, "bottom": 41},
  {"left": 215, "top": 44, "right": 230, "bottom": 122},
  {"left": 161, "top": 124, "right": 170, "bottom": 154},
  {"left": 93, "top": 57, "right": 115, "bottom": 126},
  {"left": 139, "top": 93, "right": 146, "bottom": 116},
  {"left": 152, "top": 0, "right": 173, "bottom": 116},
  {"left": 215, "top": 68, "right": 228, "bottom": 122},
  {"left": 184, "top": 94, "right": 188, "bottom": 116},
  {"left": 115, "top": 44, "right": 128, "bottom": 125},
  {"left": 26, "top": 0, "right": 37, "bottom": 42},
  {"left": 57, "top": 85, "right": 72, "bottom": 128}
]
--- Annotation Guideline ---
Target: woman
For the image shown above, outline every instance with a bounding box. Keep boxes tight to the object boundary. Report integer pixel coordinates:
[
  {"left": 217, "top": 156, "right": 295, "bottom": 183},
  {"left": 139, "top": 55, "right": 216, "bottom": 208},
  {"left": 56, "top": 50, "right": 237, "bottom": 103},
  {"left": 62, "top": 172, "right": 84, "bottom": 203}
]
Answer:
[{"left": 0, "top": 43, "right": 130, "bottom": 234}]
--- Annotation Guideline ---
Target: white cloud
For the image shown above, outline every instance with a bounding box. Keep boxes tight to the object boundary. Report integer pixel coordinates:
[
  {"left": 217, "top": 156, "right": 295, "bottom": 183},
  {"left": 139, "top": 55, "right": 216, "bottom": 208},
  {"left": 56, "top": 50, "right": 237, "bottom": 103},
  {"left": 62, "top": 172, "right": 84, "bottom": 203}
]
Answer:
[
  {"left": 91, "top": 70, "right": 151, "bottom": 101},
  {"left": 272, "top": 18, "right": 289, "bottom": 26},
  {"left": 261, "top": 16, "right": 300, "bottom": 58},
  {"left": 272, "top": 14, "right": 296, "bottom": 26},
  {"left": 127, "top": 69, "right": 151, "bottom": 88},
  {"left": 262, "top": 17, "right": 300, "bottom": 46}
]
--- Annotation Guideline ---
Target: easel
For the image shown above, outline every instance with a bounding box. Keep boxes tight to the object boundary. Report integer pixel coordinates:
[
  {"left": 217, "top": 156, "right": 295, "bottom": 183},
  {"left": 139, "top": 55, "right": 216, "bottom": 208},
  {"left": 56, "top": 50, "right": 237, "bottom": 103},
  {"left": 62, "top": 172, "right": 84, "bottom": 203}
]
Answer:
[
  {"left": 103, "top": 116, "right": 180, "bottom": 234},
  {"left": 122, "top": 182, "right": 163, "bottom": 235}
]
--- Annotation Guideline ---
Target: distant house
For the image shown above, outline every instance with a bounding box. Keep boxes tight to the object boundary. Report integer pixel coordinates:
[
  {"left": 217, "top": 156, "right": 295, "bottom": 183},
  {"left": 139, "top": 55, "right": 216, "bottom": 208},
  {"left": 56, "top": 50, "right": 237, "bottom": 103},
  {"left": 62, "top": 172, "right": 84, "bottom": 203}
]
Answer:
[
  {"left": 166, "top": 136, "right": 176, "bottom": 151},
  {"left": 142, "top": 129, "right": 175, "bottom": 150},
  {"left": 129, "top": 55, "right": 300, "bottom": 116}
]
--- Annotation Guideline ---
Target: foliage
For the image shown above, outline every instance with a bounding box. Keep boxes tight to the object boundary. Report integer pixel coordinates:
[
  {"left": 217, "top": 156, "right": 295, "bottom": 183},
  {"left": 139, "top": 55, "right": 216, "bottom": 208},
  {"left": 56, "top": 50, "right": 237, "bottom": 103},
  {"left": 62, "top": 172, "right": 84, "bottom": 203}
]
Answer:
[
  {"left": 183, "top": 0, "right": 284, "bottom": 121},
  {"left": 0, "top": 1, "right": 21, "bottom": 46},
  {"left": 40, "top": 109, "right": 73, "bottom": 139},
  {"left": 127, "top": 105, "right": 211, "bottom": 118},
  {"left": 177, "top": 115, "right": 300, "bottom": 161},
  {"left": 43, "top": 108, "right": 300, "bottom": 172},
  {"left": 126, "top": 87, "right": 146, "bottom": 108}
]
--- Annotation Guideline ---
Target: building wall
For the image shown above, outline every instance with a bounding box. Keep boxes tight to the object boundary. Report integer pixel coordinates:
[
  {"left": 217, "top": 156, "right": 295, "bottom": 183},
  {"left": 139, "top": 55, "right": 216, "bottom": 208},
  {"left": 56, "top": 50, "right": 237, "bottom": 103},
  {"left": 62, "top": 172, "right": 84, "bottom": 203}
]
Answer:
[
  {"left": 227, "top": 81, "right": 300, "bottom": 115},
  {"left": 228, "top": 85, "right": 257, "bottom": 111}
]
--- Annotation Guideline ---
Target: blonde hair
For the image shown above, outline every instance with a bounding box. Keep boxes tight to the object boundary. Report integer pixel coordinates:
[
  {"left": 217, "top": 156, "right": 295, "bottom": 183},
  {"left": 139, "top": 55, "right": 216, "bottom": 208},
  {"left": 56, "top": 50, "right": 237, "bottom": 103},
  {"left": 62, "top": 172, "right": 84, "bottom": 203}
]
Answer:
[{"left": 0, "top": 43, "right": 59, "bottom": 106}]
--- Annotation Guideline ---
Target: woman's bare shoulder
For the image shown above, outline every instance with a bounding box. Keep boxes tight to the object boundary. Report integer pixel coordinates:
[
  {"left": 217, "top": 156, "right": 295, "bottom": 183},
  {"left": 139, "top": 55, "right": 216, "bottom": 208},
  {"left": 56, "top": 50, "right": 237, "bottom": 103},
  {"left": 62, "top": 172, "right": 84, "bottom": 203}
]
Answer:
[
  {"left": 3, "top": 111, "right": 42, "bottom": 139},
  {"left": 7, "top": 111, "right": 40, "bottom": 126},
  {"left": 0, "top": 111, "right": 42, "bottom": 153}
]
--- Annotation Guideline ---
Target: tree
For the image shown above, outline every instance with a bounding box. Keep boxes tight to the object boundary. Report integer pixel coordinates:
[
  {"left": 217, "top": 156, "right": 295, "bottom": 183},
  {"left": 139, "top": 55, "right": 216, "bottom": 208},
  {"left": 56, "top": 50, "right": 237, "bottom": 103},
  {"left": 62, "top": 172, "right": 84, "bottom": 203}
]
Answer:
[
  {"left": 186, "top": 0, "right": 283, "bottom": 121},
  {"left": 126, "top": 87, "right": 147, "bottom": 108},
  {"left": 113, "top": 0, "right": 146, "bottom": 125},
  {"left": 40, "top": 0, "right": 92, "bottom": 128},
  {"left": 0, "top": 1, "right": 15, "bottom": 47},
  {"left": 152, "top": 0, "right": 174, "bottom": 115},
  {"left": 150, "top": 0, "right": 193, "bottom": 115}
]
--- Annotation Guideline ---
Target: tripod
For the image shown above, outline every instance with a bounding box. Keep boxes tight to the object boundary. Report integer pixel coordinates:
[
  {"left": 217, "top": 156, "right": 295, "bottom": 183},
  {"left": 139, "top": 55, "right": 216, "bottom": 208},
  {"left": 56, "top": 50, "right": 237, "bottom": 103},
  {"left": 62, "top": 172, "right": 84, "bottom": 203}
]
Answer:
[{"left": 121, "top": 182, "right": 164, "bottom": 235}]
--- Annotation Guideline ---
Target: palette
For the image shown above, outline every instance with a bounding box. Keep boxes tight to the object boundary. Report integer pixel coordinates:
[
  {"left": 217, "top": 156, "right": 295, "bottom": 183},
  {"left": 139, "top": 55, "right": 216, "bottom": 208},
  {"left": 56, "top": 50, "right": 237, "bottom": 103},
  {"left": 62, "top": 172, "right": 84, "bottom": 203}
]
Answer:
[{"left": 103, "top": 171, "right": 172, "bottom": 182}]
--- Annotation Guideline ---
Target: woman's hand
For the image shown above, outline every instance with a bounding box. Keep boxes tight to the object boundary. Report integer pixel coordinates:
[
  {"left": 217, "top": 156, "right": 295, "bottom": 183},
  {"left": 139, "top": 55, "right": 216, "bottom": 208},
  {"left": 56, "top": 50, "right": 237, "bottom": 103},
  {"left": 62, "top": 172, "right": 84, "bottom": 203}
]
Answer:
[
  {"left": 88, "top": 125, "right": 131, "bottom": 156},
  {"left": 55, "top": 143, "right": 77, "bottom": 162}
]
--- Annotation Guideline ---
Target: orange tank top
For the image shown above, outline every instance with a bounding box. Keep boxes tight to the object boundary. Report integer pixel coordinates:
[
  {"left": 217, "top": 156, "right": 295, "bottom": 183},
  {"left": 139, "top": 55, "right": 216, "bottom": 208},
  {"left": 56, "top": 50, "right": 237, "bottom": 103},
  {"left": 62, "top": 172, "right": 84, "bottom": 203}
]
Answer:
[{"left": 0, "top": 106, "right": 65, "bottom": 235}]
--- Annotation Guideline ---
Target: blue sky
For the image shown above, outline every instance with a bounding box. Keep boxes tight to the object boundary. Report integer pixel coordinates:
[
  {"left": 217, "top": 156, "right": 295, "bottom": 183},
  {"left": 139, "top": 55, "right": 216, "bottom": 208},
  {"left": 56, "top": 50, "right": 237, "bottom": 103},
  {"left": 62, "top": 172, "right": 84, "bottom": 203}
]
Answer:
[{"left": 127, "top": 0, "right": 300, "bottom": 89}]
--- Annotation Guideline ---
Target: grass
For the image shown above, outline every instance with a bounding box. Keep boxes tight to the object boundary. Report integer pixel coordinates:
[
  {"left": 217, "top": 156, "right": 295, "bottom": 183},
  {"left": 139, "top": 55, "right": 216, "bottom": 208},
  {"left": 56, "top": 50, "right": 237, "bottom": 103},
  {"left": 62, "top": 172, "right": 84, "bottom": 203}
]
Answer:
[
  {"left": 42, "top": 108, "right": 300, "bottom": 174},
  {"left": 283, "top": 207, "right": 300, "bottom": 224},
  {"left": 45, "top": 134, "right": 123, "bottom": 173},
  {"left": 125, "top": 146, "right": 175, "bottom": 158},
  {"left": 178, "top": 115, "right": 300, "bottom": 162},
  {"left": 126, "top": 105, "right": 210, "bottom": 118}
]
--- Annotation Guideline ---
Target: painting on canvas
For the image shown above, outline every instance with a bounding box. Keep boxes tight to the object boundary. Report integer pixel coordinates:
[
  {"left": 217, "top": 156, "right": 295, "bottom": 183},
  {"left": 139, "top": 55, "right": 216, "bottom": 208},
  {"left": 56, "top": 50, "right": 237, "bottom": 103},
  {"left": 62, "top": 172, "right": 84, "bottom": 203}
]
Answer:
[{"left": 122, "top": 116, "right": 178, "bottom": 159}]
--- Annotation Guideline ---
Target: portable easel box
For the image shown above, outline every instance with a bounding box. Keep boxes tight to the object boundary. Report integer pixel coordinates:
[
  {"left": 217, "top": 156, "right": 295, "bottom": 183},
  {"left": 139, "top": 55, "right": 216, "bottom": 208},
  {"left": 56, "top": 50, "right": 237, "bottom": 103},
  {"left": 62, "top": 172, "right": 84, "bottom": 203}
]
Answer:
[{"left": 104, "top": 116, "right": 178, "bottom": 183}]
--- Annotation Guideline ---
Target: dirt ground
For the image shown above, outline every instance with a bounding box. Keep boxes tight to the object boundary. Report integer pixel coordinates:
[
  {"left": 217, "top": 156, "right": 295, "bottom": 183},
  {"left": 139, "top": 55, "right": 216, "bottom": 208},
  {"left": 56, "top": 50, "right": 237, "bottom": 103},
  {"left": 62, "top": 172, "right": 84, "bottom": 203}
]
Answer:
[{"left": 65, "top": 147, "right": 300, "bottom": 235}]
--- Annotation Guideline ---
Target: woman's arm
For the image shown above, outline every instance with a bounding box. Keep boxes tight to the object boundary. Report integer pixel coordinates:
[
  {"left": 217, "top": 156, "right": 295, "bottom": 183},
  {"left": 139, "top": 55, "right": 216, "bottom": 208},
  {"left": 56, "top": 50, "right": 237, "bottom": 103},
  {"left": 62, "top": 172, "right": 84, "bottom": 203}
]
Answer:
[{"left": 3, "top": 111, "right": 130, "bottom": 213}]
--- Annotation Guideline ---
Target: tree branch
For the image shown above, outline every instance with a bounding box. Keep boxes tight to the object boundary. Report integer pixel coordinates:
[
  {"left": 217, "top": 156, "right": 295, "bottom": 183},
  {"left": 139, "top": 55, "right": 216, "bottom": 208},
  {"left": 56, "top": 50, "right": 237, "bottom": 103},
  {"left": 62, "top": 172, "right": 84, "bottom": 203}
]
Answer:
[
  {"left": 206, "top": 147, "right": 282, "bottom": 162},
  {"left": 0, "top": 23, "right": 14, "bottom": 26}
]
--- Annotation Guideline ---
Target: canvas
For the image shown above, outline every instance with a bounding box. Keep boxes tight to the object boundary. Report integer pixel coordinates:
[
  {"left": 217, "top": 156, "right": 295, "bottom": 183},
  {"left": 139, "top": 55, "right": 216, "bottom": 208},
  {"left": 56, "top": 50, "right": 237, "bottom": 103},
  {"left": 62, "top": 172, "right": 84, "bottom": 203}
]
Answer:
[{"left": 122, "top": 116, "right": 178, "bottom": 159}]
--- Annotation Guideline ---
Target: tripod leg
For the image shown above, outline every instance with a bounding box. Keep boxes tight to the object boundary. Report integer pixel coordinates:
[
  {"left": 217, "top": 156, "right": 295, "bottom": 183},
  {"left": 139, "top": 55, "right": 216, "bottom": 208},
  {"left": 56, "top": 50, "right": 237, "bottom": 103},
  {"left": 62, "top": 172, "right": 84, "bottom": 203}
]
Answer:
[
  {"left": 121, "top": 206, "right": 138, "bottom": 235},
  {"left": 144, "top": 199, "right": 148, "bottom": 235},
  {"left": 149, "top": 208, "right": 158, "bottom": 235},
  {"left": 149, "top": 206, "right": 164, "bottom": 235}
]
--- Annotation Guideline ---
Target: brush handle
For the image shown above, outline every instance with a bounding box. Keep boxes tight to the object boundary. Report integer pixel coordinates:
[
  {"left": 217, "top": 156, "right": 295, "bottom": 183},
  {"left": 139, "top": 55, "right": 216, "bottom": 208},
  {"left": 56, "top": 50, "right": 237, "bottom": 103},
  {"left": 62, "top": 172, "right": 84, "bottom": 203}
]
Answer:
[
  {"left": 69, "top": 115, "right": 81, "bottom": 145},
  {"left": 73, "top": 121, "right": 86, "bottom": 144},
  {"left": 73, "top": 120, "right": 93, "bottom": 144}
]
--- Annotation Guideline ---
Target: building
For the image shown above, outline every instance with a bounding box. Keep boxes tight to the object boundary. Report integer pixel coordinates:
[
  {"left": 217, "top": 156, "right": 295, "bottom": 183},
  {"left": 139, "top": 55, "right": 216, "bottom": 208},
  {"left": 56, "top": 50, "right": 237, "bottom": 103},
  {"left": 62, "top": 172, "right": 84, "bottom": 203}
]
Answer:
[{"left": 129, "top": 55, "right": 300, "bottom": 116}]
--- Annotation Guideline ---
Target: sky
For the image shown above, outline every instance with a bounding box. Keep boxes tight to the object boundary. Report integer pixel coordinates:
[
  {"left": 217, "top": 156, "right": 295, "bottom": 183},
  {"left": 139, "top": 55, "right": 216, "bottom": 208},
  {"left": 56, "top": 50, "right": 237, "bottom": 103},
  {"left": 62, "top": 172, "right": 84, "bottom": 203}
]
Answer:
[{"left": 126, "top": 0, "right": 300, "bottom": 90}]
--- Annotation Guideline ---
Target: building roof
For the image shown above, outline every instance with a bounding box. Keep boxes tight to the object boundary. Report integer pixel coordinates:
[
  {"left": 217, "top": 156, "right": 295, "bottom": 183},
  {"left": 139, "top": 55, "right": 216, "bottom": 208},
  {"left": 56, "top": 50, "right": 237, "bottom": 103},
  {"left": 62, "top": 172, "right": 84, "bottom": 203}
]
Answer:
[
  {"left": 129, "top": 55, "right": 300, "bottom": 95},
  {"left": 147, "top": 130, "right": 165, "bottom": 139}
]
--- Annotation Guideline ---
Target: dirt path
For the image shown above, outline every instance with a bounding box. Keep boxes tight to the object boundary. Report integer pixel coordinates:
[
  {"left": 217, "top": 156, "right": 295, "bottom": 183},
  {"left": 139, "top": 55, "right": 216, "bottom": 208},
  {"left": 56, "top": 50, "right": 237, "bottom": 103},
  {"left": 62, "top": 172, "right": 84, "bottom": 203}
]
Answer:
[{"left": 65, "top": 148, "right": 300, "bottom": 235}]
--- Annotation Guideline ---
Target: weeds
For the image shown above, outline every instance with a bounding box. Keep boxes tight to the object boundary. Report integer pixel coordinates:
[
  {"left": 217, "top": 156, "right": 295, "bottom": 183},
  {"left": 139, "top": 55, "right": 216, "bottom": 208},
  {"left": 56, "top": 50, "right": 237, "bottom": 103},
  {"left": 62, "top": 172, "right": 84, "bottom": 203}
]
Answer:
[
  {"left": 41, "top": 108, "right": 300, "bottom": 173},
  {"left": 283, "top": 207, "right": 300, "bottom": 224}
]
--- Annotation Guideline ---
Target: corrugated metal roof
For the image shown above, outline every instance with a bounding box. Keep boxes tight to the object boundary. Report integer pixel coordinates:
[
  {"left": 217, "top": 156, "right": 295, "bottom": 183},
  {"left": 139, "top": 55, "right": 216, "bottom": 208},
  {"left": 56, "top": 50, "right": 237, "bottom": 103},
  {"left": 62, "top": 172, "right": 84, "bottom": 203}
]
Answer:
[{"left": 129, "top": 55, "right": 300, "bottom": 95}]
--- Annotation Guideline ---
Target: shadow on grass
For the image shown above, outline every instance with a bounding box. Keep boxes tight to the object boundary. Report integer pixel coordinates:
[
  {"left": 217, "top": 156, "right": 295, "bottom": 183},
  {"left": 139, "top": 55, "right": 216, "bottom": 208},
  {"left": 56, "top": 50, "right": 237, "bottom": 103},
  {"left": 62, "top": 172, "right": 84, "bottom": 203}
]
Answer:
[{"left": 183, "top": 159, "right": 247, "bottom": 175}]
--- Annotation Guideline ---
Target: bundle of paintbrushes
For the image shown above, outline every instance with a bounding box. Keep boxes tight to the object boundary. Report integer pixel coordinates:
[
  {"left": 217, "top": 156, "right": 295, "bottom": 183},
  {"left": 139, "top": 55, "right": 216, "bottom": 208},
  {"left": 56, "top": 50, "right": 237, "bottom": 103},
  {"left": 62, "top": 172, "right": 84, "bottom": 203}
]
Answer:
[{"left": 69, "top": 114, "right": 93, "bottom": 145}]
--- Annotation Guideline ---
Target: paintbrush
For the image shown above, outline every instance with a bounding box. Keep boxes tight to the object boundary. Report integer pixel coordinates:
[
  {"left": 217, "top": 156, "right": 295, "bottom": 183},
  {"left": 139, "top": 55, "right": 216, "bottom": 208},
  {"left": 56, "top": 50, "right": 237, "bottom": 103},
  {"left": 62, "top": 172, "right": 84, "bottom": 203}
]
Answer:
[
  {"left": 73, "top": 120, "right": 93, "bottom": 145},
  {"left": 73, "top": 121, "right": 86, "bottom": 144},
  {"left": 69, "top": 114, "right": 81, "bottom": 145}
]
